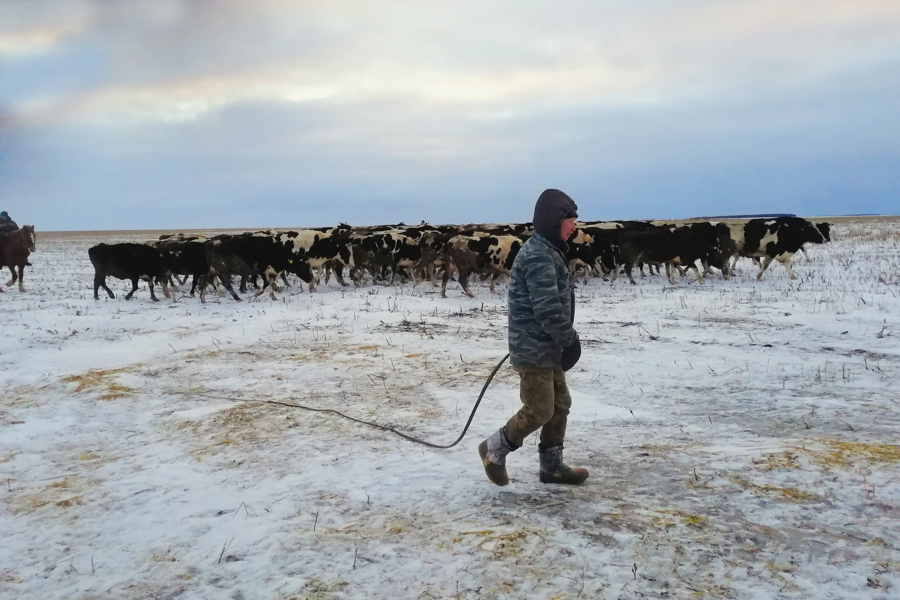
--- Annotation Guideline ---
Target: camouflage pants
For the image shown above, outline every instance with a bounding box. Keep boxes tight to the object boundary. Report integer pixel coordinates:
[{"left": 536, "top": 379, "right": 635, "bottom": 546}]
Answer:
[{"left": 504, "top": 366, "right": 571, "bottom": 447}]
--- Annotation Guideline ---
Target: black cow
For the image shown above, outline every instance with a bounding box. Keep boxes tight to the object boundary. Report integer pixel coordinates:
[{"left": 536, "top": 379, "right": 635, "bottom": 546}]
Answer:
[
  {"left": 156, "top": 235, "right": 211, "bottom": 296},
  {"left": 89, "top": 243, "right": 171, "bottom": 301},
  {"left": 567, "top": 226, "right": 625, "bottom": 282},
  {"left": 199, "top": 234, "right": 313, "bottom": 302},
  {"left": 618, "top": 225, "right": 720, "bottom": 285},
  {"left": 676, "top": 222, "right": 733, "bottom": 279},
  {"left": 741, "top": 217, "right": 831, "bottom": 280}
]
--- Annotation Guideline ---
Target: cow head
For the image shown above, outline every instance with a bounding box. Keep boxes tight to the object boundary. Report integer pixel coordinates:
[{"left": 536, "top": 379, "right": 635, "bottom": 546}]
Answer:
[
  {"left": 814, "top": 222, "right": 832, "bottom": 243},
  {"left": 288, "top": 256, "right": 313, "bottom": 283}
]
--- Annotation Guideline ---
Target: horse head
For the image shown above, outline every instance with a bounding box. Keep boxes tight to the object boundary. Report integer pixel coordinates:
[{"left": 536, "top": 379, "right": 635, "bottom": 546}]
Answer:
[{"left": 22, "top": 225, "right": 36, "bottom": 252}]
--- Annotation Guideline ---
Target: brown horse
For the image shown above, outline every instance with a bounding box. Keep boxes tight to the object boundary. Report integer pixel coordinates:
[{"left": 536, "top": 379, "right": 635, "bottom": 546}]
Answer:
[{"left": 0, "top": 225, "right": 36, "bottom": 292}]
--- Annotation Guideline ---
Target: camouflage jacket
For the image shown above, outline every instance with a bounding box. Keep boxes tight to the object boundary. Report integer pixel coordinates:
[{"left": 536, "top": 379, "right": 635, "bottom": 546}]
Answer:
[{"left": 507, "top": 232, "right": 577, "bottom": 369}]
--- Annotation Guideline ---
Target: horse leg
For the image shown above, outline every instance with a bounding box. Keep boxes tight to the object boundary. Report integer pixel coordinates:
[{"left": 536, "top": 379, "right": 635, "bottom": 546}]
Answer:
[
  {"left": 17, "top": 265, "right": 25, "bottom": 292},
  {"left": 6, "top": 265, "right": 16, "bottom": 287}
]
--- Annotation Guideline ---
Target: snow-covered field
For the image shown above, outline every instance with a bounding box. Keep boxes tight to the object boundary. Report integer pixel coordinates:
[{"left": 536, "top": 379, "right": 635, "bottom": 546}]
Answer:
[{"left": 2, "top": 218, "right": 899, "bottom": 600}]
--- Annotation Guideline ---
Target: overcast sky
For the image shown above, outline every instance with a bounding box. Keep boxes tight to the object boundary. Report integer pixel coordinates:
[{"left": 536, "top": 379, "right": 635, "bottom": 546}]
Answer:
[{"left": 1, "top": 0, "right": 898, "bottom": 231}]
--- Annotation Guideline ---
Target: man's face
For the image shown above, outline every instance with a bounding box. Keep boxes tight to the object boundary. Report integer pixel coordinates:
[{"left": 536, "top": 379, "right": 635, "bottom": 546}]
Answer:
[{"left": 560, "top": 218, "right": 577, "bottom": 241}]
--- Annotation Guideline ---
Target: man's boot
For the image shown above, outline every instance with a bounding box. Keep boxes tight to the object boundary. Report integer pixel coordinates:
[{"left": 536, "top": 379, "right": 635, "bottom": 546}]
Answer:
[
  {"left": 538, "top": 443, "right": 589, "bottom": 484},
  {"left": 478, "top": 428, "right": 517, "bottom": 486}
]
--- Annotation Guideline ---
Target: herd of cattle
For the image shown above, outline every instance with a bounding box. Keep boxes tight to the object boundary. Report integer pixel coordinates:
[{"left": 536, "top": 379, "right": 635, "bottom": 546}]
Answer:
[{"left": 87, "top": 216, "right": 832, "bottom": 302}]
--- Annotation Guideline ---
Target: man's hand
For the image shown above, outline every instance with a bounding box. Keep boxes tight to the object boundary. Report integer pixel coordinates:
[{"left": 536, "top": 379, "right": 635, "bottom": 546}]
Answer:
[{"left": 561, "top": 336, "right": 581, "bottom": 372}]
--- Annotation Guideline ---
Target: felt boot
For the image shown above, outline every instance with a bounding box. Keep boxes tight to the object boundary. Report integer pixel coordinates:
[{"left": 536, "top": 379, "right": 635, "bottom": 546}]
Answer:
[
  {"left": 538, "top": 443, "right": 589, "bottom": 485},
  {"left": 478, "top": 428, "right": 517, "bottom": 486}
]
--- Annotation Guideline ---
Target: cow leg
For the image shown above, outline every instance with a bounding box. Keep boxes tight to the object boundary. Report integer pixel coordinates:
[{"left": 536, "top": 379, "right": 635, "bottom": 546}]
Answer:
[
  {"left": 441, "top": 268, "right": 451, "bottom": 298},
  {"left": 95, "top": 273, "right": 115, "bottom": 299},
  {"left": 756, "top": 256, "right": 775, "bottom": 280},
  {"left": 801, "top": 245, "right": 811, "bottom": 261},
  {"left": 693, "top": 261, "right": 704, "bottom": 284},
  {"left": 254, "top": 268, "right": 279, "bottom": 300},
  {"left": 599, "top": 261, "right": 616, "bottom": 283},
  {"left": 198, "top": 273, "right": 216, "bottom": 303},
  {"left": 625, "top": 262, "right": 637, "bottom": 285},
  {"left": 309, "top": 265, "right": 325, "bottom": 292},
  {"left": 428, "top": 264, "right": 439, "bottom": 287},
  {"left": 334, "top": 264, "right": 349, "bottom": 287},
  {"left": 779, "top": 254, "right": 797, "bottom": 279},
  {"left": 148, "top": 279, "right": 160, "bottom": 302},
  {"left": 125, "top": 278, "right": 140, "bottom": 300},
  {"left": 459, "top": 268, "right": 475, "bottom": 298},
  {"left": 350, "top": 267, "right": 363, "bottom": 286},
  {"left": 217, "top": 274, "right": 242, "bottom": 301}
]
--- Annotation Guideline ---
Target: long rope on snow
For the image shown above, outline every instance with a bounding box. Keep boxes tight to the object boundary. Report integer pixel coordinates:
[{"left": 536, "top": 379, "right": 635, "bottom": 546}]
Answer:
[{"left": 192, "top": 353, "right": 510, "bottom": 449}]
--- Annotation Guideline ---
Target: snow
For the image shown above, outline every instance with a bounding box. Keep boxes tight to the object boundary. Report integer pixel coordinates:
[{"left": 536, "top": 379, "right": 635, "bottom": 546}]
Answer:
[{"left": 1, "top": 219, "right": 899, "bottom": 600}]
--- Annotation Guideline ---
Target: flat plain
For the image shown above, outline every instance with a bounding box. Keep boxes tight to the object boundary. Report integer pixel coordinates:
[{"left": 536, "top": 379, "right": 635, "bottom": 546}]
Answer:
[{"left": 1, "top": 217, "right": 898, "bottom": 600}]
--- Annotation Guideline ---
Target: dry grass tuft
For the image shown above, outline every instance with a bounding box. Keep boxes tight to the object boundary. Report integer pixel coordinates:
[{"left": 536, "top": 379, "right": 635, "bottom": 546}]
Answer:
[
  {"left": 61, "top": 366, "right": 137, "bottom": 400},
  {"left": 814, "top": 439, "right": 900, "bottom": 467},
  {"left": 754, "top": 451, "right": 801, "bottom": 471},
  {"left": 10, "top": 476, "right": 94, "bottom": 515},
  {"left": 0, "top": 570, "right": 22, "bottom": 584},
  {"left": 732, "top": 477, "right": 818, "bottom": 502}
]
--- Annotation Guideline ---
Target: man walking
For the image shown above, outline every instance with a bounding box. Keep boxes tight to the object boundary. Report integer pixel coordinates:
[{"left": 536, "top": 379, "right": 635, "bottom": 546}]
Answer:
[{"left": 478, "top": 189, "right": 588, "bottom": 486}]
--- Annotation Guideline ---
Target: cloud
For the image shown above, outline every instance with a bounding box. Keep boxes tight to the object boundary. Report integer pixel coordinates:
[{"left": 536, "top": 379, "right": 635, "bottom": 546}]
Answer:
[{"left": 1, "top": 0, "right": 898, "bottom": 229}]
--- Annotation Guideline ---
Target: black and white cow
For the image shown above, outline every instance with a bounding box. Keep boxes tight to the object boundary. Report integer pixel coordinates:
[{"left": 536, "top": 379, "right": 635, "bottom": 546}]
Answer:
[
  {"left": 351, "top": 230, "right": 426, "bottom": 285},
  {"left": 741, "top": 217, "right": 832, "bottom": 279},
  {"left": 274, "top": 226, "right": 355, "bottom": 291},
  {"left": 88, "top": 243, "right": 171, "bottom": 301},
  {"left": 438, "top": 233, "right": 524, "bottom": 297}
]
